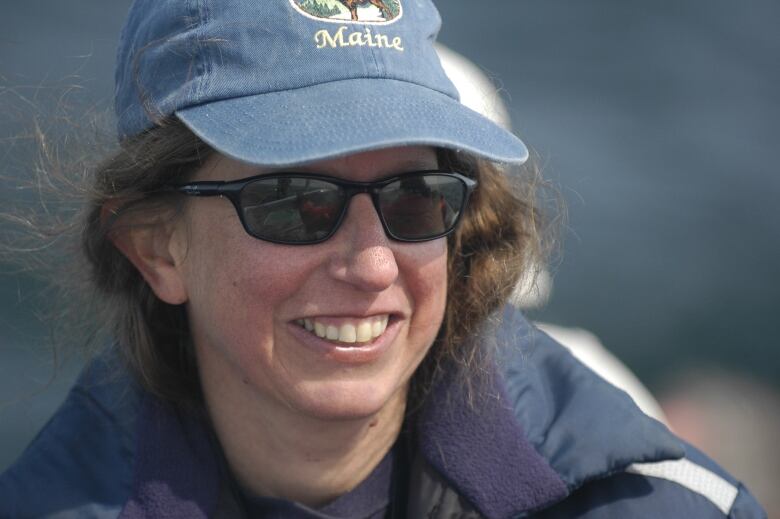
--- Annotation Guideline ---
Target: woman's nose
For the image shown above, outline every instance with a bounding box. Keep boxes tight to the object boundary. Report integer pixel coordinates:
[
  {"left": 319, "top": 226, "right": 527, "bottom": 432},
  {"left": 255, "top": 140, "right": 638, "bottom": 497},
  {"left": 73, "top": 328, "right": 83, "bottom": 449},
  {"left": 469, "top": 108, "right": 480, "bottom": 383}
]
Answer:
[{"left": 327, "top": 194, "right": 399, "bottom": 291}]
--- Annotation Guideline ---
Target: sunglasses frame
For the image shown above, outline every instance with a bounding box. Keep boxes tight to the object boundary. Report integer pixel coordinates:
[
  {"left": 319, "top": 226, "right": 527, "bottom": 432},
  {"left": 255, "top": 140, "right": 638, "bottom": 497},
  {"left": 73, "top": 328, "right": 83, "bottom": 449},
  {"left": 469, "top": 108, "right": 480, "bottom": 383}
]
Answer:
[{"left": 169, "top": 170, "right": 477, "bottom": 245}]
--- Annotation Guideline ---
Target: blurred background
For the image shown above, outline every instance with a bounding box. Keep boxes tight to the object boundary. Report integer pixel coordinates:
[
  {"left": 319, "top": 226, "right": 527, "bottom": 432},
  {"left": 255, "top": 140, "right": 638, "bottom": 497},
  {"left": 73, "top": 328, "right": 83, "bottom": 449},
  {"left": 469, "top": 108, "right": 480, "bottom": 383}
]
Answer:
[{"left": 1, "top": 0, "right": 778, "bottom": 514}]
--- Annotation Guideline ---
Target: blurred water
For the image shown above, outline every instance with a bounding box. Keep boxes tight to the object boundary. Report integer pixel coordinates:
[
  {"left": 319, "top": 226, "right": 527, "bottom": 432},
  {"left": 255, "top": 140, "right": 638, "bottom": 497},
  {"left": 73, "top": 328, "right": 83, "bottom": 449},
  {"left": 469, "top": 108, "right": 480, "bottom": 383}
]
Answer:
[{"left": 1, "top": 0, "right": 778, "bottom": 471}]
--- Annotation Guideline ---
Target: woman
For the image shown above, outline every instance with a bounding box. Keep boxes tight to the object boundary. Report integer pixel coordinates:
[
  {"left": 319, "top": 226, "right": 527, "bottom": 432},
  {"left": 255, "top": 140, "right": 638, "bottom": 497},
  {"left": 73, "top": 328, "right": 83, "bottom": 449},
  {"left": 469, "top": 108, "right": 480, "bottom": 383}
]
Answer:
[{"left": 0, "top": 0, "right": 765, "bottom": 517}]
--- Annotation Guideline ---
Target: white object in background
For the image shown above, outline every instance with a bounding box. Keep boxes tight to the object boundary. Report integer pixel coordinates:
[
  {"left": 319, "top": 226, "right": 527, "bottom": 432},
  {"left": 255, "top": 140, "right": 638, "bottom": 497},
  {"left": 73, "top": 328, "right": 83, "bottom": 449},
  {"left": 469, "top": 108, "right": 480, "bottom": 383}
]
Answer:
[
  {"left": 536, "top": 323, "right": 667, "bottom": 423},
  {"left": 436, "top": 43, "right": 512, "bottom": 131}
]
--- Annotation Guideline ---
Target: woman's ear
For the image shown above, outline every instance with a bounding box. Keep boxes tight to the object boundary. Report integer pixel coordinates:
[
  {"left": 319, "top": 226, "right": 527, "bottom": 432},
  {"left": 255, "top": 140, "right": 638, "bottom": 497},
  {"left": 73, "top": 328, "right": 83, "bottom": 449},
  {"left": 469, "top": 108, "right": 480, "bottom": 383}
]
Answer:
[{"left": 105, "top": 203, "right": 189, "bottom": 305}]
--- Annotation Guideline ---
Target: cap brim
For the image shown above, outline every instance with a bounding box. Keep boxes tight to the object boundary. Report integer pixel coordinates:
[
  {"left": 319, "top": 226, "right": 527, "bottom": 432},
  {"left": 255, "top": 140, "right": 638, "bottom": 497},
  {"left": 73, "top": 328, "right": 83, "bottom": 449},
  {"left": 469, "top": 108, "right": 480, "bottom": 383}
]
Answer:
[{"left": 175, "top": 78, "right": 528, "bottom": 167}]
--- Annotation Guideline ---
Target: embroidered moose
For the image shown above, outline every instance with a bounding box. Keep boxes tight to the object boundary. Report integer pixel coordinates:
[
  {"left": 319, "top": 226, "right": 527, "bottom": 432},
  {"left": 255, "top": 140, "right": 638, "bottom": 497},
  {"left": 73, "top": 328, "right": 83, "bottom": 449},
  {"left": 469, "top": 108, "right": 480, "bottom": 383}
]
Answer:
[{"left": 336, "top": 0, "right": 396, "bottom": 21}]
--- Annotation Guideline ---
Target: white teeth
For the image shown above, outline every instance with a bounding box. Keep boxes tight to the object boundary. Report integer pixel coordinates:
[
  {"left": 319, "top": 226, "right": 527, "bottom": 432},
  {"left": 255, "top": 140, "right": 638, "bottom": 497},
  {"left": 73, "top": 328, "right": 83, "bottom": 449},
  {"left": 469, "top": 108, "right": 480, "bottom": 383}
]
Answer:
[
  {"left": 326, "top": 325, "right": 339, "bottom": 341},
  {"left": 356, "top": 321, "right": 372, "bottom": 342},
  {"left": 371, "top": 320, "right": 382, "bottom": 337},
  {"left": 298, "top": 315, "right": 390, "bottom": 344},
  {"left": 314, "top": 321, "right": 326, "bottom": 338},
  {"left": 339, "top": 323, "right": 357, "bottom": 343}
]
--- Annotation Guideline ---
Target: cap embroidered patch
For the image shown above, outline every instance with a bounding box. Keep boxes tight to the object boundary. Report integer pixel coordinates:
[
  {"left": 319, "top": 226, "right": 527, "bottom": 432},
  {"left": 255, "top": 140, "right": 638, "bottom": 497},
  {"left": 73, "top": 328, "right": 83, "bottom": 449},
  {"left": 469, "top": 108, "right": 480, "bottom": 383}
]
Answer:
[{"left": 290, "top": 0, "right": 403, "bottom": 24}]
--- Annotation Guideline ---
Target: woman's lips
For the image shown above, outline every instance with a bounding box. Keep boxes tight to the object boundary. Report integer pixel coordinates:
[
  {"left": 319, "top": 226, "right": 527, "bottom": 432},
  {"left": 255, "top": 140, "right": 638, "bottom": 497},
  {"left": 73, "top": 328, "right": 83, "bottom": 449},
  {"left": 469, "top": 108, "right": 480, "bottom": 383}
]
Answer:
[
  {"left": 295, "top": 315, "right": 390, "bottom": 344},
  {"left": 287, "top": 314, "right": 400, "bottom": 364}
]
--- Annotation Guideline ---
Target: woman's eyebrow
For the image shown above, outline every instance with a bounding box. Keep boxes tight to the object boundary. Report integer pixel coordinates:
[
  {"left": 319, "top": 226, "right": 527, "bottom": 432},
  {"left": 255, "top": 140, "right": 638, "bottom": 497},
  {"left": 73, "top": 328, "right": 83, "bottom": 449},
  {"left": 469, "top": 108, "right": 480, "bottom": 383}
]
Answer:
[{"left": 392, "top": 159, "right": 441, "bottom": 171}]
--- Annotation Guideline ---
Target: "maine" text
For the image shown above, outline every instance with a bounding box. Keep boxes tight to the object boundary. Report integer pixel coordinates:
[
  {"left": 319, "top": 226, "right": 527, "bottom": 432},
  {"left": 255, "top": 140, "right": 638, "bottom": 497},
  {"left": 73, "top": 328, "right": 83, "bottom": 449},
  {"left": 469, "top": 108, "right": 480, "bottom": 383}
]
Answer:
[{"left": 314, "top": 26, "right": 404, "bottom": 51}]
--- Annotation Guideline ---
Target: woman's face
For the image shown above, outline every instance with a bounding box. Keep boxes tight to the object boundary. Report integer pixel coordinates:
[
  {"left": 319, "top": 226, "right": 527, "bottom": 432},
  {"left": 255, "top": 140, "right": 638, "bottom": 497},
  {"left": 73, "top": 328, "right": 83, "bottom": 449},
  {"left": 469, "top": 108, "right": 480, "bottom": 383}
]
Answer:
[{"left": 171, "top": 146, "right": 448, "bottom": 420}]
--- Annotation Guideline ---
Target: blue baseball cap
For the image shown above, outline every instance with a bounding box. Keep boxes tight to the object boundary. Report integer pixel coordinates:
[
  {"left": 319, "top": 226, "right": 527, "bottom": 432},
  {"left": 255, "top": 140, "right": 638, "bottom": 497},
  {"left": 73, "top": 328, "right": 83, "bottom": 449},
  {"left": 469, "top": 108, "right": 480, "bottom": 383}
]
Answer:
[{"left": 115, "top": 0, "right": 528, "bottom": 166}]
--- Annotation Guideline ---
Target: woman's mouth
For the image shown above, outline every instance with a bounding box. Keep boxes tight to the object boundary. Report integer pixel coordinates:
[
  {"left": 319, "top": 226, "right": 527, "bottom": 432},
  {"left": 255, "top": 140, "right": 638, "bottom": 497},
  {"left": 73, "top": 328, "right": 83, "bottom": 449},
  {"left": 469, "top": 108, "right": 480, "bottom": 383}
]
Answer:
[{"left": 295, "top": 315, "right": 390, "bottom": 345}]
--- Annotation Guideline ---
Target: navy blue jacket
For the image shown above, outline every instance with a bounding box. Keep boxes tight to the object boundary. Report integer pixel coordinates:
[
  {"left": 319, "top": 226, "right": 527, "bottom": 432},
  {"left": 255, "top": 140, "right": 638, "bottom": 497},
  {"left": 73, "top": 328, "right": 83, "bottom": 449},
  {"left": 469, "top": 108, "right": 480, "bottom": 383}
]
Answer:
[{"left": 0, "top": 308, "right": 766, "bottom": 518}]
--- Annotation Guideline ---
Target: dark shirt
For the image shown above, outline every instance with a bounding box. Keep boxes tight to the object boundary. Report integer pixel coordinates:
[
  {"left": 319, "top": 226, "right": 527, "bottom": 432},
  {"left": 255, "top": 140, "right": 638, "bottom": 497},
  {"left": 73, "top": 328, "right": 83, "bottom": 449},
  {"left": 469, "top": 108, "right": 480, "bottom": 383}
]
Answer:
[{"left": 241, "top": 444, "right": 397, "bottom": 519}]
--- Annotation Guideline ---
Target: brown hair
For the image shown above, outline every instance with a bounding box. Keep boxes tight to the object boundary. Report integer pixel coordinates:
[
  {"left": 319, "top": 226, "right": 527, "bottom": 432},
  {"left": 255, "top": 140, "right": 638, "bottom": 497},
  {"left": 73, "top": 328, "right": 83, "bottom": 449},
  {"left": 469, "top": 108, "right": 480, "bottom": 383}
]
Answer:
[{"left": 7, "top": 117, "right": 553, "bottom": 408}]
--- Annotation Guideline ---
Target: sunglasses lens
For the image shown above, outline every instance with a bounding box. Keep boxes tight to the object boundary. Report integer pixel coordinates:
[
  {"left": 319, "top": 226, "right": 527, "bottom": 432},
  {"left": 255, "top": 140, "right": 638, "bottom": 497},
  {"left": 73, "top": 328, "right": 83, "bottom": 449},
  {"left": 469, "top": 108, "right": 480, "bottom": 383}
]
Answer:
[
  {"left": 240, "top": 178, "right": 344, "bottom": 243},
  {"left": 379, "top": 174, "right": 467, "bottom": 240},
  {"left": 235, "top": 173, "right": 469, "bottom": 244}
]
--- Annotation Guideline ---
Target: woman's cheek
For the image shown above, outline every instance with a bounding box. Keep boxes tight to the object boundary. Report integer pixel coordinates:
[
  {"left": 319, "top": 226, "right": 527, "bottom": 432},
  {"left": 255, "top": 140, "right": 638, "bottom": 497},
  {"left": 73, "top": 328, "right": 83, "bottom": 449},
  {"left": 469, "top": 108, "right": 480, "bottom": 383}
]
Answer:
[{"left": 402, "top": 241, "right": 448, "bottom": 333}]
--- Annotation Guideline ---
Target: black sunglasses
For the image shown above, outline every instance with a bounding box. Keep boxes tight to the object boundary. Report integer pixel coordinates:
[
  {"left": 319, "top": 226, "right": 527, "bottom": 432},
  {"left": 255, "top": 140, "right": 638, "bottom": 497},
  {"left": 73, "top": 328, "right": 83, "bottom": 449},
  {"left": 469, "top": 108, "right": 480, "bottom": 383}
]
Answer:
[{"left": 168, "top": 170, "right": 477, "bottom": 245}]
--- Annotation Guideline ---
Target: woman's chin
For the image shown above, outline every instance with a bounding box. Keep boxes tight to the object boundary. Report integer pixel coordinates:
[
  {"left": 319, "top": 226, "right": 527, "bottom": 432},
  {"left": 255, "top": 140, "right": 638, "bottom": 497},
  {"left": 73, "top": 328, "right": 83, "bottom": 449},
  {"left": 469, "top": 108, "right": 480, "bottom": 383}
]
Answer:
[{"left": 286, "top": 381, "right": 406, "bottom": 422}]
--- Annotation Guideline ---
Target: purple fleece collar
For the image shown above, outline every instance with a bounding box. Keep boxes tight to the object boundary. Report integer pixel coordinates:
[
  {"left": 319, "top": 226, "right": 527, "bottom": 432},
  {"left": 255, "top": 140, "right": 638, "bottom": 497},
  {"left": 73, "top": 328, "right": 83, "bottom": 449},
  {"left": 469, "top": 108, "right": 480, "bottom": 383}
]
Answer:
[
  {"left": 118, "top": 397, "right": 221, "bottom": 519},
  {"left": 416, "top": 369, "right": 568, "bottom": 519}
]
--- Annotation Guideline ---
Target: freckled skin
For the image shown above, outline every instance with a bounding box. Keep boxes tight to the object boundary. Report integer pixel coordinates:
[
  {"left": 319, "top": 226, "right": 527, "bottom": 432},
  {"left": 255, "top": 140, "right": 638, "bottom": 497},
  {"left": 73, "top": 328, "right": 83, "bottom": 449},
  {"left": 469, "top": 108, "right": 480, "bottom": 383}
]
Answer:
[{"left": 170, "top": 146, "right": 447, "bottom": 422}]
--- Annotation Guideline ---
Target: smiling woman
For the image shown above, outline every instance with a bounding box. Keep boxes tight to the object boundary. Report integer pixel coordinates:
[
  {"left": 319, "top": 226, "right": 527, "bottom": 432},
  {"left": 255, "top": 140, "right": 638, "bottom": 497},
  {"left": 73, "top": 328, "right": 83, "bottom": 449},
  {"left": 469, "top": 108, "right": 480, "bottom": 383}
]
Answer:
[{"left": 0, "top": 0, "right": 766, "bottom": 517}]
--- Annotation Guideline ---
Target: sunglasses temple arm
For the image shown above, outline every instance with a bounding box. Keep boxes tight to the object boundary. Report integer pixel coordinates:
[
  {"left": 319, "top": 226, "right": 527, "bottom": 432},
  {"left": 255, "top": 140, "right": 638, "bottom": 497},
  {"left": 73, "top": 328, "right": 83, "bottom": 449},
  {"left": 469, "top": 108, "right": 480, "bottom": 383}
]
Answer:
[{"left": 169, "top": 183, "right": 225, "bottom": 197}]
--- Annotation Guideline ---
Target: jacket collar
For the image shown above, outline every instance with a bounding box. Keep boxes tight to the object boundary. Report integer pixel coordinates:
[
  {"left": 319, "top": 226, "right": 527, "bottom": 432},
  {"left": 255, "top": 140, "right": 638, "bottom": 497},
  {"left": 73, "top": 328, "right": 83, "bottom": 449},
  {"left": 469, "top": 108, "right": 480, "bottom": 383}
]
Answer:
[
  {"left": 416, "top": 365, "right": 569, "bottom": 519},
  {"left": 118, "top": 398, "right": 221, "bottom": 519},
  {"left": 498, "top": 307, "right": 684, "bottom": 489},
  {"left": 413, "top": 307, "right": 684, "bottom": 518}
]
